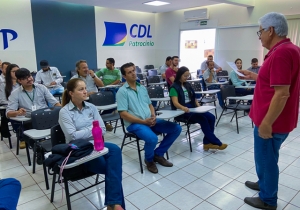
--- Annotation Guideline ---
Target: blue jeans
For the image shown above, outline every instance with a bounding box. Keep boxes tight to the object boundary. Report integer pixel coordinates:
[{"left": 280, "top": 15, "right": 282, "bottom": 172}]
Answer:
[
  {"left": 49, "top": 87, "right": 64, "bottom": 95},
  {"left": 207, "top": 85, "right": 224, "bottom": 107},
  {"left": 127, "top": 119, "right": 182, "bottom": 162},
  {"left": 84, "top": 142, "right": 125, "bottom": 209},
  {"left": 184, "top": 111, "right": 222, "bottom": 146},
  {"left": 254, "top": 126, "right": 289, "bottom": 206},
  {"left": 0, "top": 178, "right": 21, "bottom": 210}
]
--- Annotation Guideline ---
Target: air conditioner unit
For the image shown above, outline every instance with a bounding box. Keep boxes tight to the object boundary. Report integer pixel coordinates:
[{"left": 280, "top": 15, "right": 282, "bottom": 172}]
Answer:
[{"left": 184, "top": 8, "right": 209, "bottom": 21}]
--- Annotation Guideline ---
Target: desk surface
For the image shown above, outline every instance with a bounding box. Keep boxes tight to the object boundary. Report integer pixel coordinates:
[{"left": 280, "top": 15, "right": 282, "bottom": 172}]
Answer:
[
  {"left": 227, "top": 95, "right": 254, "bottom": 100},
  {"left": 187, "top": 79, "right": 202, "bottom": 82},
  {"left": 188, "top": 106, "right": 216, "bottom": 113},
  {"left": 148, "top": 82, "right": 166, "bottom": 85},
  {"left": 235, "top": 85, "right": 255, "bottom": 89},
  {"left": 98, "top": 85, "right": 120, "bottom": 89},
  {"left": 195, "top": 90, "right": 220, "bottom": 94},
  {"left": 150, "top": 97, "right": 170, "bottom": 102},
  {"left": 96, "top": 103, "right": 117, "bottom": 110},
  {"left": 23, "top": 129, "right": 51, "bottom": 139},
  {"left": 206, "top": 81, "right": 229, "bottom": 86},
  {"left": 156, "top": 110, "right": 184, "bottom": 119},
  {"left": 10, "top": 116, "right": 31, "bottom": 122}
]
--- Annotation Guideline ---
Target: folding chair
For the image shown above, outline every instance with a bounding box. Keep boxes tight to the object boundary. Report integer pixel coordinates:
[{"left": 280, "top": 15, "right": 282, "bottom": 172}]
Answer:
[
  {"left": 216, "top": 70, "right": 229, "bottom": 82},
  {"left": 148, "top": 69, "right": 158, "bottom": 76}
]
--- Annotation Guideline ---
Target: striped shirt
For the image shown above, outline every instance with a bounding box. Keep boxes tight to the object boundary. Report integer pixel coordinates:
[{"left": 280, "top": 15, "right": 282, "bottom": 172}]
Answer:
[{"left": 95, "top": 68, "right": 121, "bottom": 86}]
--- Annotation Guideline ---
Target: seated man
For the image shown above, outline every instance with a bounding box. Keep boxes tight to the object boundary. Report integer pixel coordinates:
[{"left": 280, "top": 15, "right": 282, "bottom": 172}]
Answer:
[
  {"left": 35, "top": 60, "right": 64, "bottom": 96},
  {"left": 165, "top": 56, "right": 179, "bottom": 87},
  {"left": 116, "top": 62, "right": 182, "bottom": 174},
  {"left": 159, "top": 56, "right": 172, "bottom": 80},
  {"left": 200, "top": 55, "right": 222, "bottom": 75},
  {"left": 71, "top": 60, "right": 104, "bottom": 96},
  {"left": 95, "top": 58, "right": 121, "bottom": 131},
  {"left": 203, "top": 61, "right": 224, "bottom": 107},
  {"left": 6, "top": 68, "right": 61, "bottom": 148},
  {"left": 247, "top": 58, "right": 261, "bottom": 74}
]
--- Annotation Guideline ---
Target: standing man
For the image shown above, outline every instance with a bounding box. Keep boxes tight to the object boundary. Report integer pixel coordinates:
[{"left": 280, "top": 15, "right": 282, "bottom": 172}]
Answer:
[
  {"left": 71, "top": 60, "right": 104, "bottom": 96},
  {"left": 240, "top": 12, "right": 300, "bottom": 210},
  {"left": 117, "top": 62, "right": 182, "bottom": 174},
  {"left": 95, "top": 58, "right": 121, "bottom": 86},
  {"left": 200, "top": 55, "right": 222, "bottom": 75},
  {"left": 165, "top": 56, "right": 179, "bottom": 87},
  {"left": 35, "top": 60, "right": 64, "bottom": 95},
  {"left": 0, "top": 62, "right": 11, "bottom": 83},
  {"left": 159, "top": 56, "right": 172, "bottom": 79},
  {"left": 247, "top": 58, "right": 261, "bottom": 74}
]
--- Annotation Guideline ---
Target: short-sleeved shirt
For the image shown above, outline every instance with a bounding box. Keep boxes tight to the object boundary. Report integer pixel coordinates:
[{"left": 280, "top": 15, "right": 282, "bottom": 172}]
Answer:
[
  {"left": 203, "top": 69, "right": 217, "bottom": 84},
  {"left": 116, "top": 82, "right": 151, "bottom": 127},
  {"left": 6, "top": 84, "right": 59, "bottom": 117},
  {"left": 35, "top": 67, "right": 63, "bottom": 89},
  {"left": 247, "top": 66, "right": 261, "bottom": 74},
  {"left": 200, "top": 60, "right": 220, "bottom": 70},
  {"left": 250, "top": 38, "right": 300, "bottom": 133},
  {"left": 159, "top": 64, "right": 168, "bottom": 74},
  {"left": 95, "top": 68, "right": 121, "bottom": 86},
  {"left": 165, "top": 67, "right": 177, "bottom": 86},
  {"left": 170, "top": 87, "right": 190, "bottom": 103},
  {"left": 0, "top": 83, "right": 20, "bottom": 105},
  {"left": 71, "top": 74, "right": 98, "bottom": 93},
  {"left": 59, "top": 101, "right": 106, "bottom": 142}
]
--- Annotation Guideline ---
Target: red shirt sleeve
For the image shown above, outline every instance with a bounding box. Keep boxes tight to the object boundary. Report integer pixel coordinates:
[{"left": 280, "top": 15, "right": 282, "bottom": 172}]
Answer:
[{"left": 270, "top": 49, "right": 292, "bottom": 86}]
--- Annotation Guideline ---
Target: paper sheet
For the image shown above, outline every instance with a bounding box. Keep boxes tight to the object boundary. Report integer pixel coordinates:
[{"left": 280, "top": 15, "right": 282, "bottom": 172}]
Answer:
[{"left": 227, "top": 61, "right": 245, "bottom": 77}]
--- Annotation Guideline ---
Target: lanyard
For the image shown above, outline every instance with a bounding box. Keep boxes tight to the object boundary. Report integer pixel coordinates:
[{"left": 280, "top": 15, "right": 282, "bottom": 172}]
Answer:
[{"left": 24, "top": 88, "right": 35, "bottom": 104}]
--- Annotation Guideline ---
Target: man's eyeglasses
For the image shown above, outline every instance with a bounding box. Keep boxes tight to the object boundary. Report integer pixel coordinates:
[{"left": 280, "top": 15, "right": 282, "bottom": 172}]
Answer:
[
  {"left": 257, "top": 28, "right": 266, "bottom": 37},
  {"left": 19, "top": 76, "right": 32, "bottom": 81}
]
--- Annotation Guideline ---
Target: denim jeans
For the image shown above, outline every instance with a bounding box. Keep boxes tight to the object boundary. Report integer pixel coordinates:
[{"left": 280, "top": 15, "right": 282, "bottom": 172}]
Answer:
[
  {"left": 127, "top": 119, "right": 182, "bottom": 162},
  {"left": 207, "top": 85, "right": 224, "bottom": 107},
  {"left": 84, "top": 142, "right": 125, "bottom": 209},
  {"left": 184, "top": 111, "right": 222, "bottom": 146},
  {"left": 254, "top": 126, "right": 289, "bottom": 206},
  {"left": 49, "top": 86, "right": 64, "bottom": 95},
  {"left": 0, "top": 178, "right": 21, "bottom": 210}
]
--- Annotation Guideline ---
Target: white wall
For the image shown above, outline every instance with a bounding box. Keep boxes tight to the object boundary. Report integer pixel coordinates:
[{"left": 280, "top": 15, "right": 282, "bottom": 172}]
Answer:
[
  {"left": 0, "top": 0, "right": 37, "bottom": 70},
  {"left": 154, "top": 0, "right": 300, "bottom": 69},
  {"left": 95, "top": 7, "right": 156, "bottom": 70}
]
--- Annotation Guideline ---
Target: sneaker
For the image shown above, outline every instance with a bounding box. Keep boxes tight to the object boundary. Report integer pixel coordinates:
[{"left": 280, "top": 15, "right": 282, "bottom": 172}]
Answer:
[
  {"left": 153, "top": 155, "right": 173, "bottom": 167},
  {"left": 245, "top": 181, "right": 260, "bottom": 191},
  {"left": 244, "top": 197, "right": 276, "bottom": 210},
  {"left": 105, "top": 124, "right": 114, "bottom": 132},
  {"left": 203, "top": 143, "right": 219, "bottom": 151},
  {"left": 144, "top": 160, "right": 158, "bottom": 173},
  {"left": 19, "top": 141, "right": 26, "bottom": 149},
  {"left": 218, "top": 144, "right": 228, "bottom": 150}
]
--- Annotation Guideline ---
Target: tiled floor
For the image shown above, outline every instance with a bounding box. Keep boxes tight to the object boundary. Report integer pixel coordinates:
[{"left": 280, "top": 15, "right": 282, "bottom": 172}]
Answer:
[{"left": 1, "top": 107, "right": 300, "bottom": 210}]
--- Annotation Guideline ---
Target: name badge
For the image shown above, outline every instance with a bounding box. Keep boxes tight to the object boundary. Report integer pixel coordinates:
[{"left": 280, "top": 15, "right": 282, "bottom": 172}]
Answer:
[{"left": 31, "top": 105, "right": 37, "bottom": 111}]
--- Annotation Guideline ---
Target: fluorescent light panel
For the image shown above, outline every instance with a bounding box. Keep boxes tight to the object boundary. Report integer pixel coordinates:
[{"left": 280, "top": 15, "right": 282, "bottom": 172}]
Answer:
[{"left": 143, "top": 1, "right": 170, "bottom": 6}]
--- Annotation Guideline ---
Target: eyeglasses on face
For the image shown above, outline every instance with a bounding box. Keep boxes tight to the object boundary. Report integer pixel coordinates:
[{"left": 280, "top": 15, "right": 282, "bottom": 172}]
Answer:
[
  {"left": 257, "top": 28, "right": 267, "bottom": 37},
  {"left": 19, "top": 76, "right": 32, "bottom": 81}
]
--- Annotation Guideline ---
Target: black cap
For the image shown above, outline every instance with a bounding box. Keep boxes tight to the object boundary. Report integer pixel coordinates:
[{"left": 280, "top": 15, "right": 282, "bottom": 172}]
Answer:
[{"left": 40, "top": 60, "right": 49, "bottom": 68}]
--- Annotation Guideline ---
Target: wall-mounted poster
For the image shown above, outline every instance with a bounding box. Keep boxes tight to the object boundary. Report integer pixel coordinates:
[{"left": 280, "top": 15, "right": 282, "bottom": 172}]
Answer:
[
  {"left": 185, "top": 40, "right": 197, "bottom": 49},
  {"left": 204, "top": 49, "right": 214, "bottom": 57}
]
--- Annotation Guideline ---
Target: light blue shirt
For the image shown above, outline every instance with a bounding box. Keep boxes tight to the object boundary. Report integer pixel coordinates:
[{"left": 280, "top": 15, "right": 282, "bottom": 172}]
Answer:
[
  {"left": 229, "top": 70, "right": 246, "bottom": 86},
  {"left": 203, "top": 69, "right": 217, "bottom": 84},
  {"left": 159, "top": 64, "right": 168, "bottom": 74},
  {"left": 0, "top": 82, "right": 20, "bottom": 105},
  {"left": 116, "top": 82, "right": 151, "bottom": 127},
  {"left": 71, "top": 74, "right": 98, "bottom": 93},
  {"left": 59, "top": 101, "right": 106, "bottom": 142},
  {"left": 35, "top": 67, "right": 63, "bottom": 90},
  {"left": 6, "top": 84, "right": 58, "bottom": 117}
]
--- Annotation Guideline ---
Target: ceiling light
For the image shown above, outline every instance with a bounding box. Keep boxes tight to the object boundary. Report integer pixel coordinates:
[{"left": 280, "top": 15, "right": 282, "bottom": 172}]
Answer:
[{"left": 143, "top": 1, "right": 170, "bottom": 6}]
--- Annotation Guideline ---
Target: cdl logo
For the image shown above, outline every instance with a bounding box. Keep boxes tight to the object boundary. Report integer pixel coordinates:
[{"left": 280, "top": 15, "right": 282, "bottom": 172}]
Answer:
[
  {"left": 102, "top": 22, "right": 153, "bottom": 47},
  {"left": 0, "top": 29, "right": 18, "bottom": 50}
]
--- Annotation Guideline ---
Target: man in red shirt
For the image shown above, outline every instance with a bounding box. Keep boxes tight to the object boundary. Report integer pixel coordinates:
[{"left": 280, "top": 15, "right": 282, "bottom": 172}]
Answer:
[
  {"left": 165, "top": 56, "right": 179, "bottom": 87},
  {"left": 240, "top": 12, "right": 300, "bottom": 210}
]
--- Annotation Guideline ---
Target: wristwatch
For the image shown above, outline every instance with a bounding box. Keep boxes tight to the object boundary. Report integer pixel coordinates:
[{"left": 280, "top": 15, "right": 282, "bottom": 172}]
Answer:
[{"left": 92, "top": 75, "right": 95, "bottom": 78}]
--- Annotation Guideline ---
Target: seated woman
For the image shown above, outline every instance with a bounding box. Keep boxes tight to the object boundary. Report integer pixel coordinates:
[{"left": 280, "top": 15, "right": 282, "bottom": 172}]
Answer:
[
  {"left": 58, "top": 78, "right": 125, "bottom": 210},
  {"left": 229, "top": 58, "right": 254, "bottom": 96},
  {"left": 169, "top": 66, "right": 227, "bottom": 151},
  {"left": 0, "top": 64, "right": 20, "bottom": 105}
]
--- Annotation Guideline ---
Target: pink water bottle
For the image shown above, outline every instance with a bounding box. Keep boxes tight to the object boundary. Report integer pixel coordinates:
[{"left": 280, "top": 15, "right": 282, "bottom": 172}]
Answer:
[{"left": 92, "top": 120, "right": 104, "bottom": 151}]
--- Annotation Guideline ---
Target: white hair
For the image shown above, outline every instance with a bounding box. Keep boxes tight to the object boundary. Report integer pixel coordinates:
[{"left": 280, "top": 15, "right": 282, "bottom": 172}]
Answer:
[{"left": 258, "top": 12, "right": 288, "bottom": 37}]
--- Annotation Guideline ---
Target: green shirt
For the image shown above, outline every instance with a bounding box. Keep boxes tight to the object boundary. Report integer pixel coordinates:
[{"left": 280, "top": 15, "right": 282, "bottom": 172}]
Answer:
[
  {"left": 95, "top": 68, "right": 121, "bottom": 86},
  {"left": 170, "top": 87, "right": 190, "bottom": 103}
]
